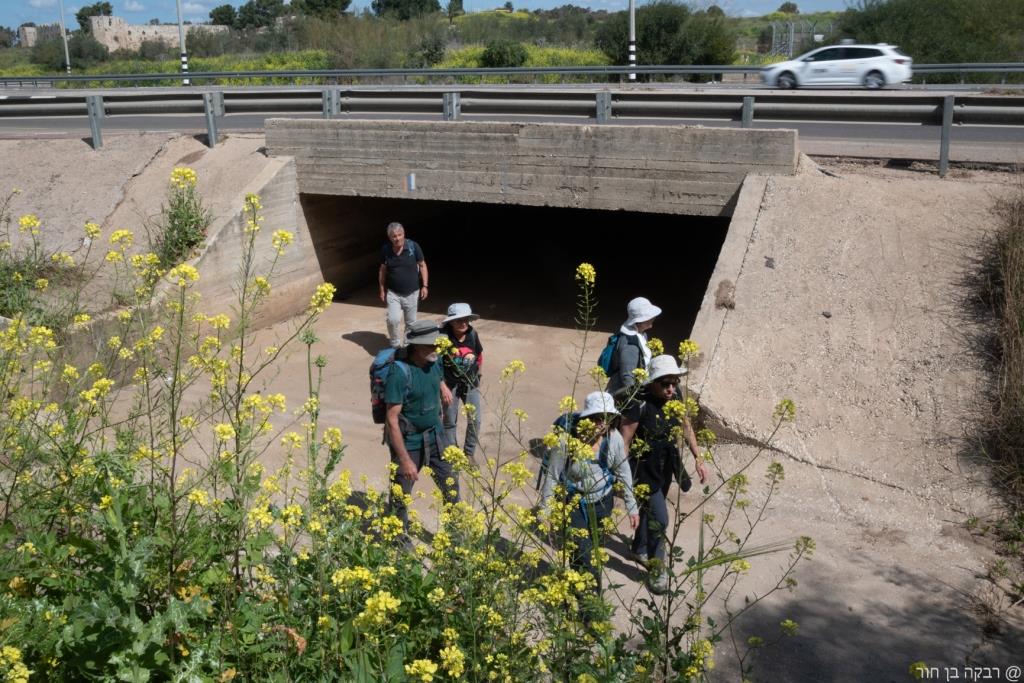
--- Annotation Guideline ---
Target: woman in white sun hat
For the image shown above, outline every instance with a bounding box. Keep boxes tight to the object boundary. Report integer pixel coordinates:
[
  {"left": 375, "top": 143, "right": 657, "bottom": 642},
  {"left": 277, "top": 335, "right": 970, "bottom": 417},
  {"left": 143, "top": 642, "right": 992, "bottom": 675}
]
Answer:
[
  {"left": 605, "top": 296, "right": 662, "bottom": 452},
  {"left": 540, "top": 391, "right": 639, "bottom": 597},
  {"left": 440, "top": 302, "right": 484, "bottom": 460},
  {"left": 628, "top": 355, "right": 709, "bottom": 594}
]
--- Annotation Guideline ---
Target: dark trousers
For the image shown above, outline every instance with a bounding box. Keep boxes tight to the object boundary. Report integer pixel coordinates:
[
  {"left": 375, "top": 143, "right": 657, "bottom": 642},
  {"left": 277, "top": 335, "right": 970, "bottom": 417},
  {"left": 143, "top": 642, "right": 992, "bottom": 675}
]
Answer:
[
  {"left": 569, "top": 493, "right": 615, "bottom": 592},
  {"left": 631, "top": 484, "right": 670, "bottom": 563},
  {"left": 388, "top": 429, "right": 460, "bottom": 531}
]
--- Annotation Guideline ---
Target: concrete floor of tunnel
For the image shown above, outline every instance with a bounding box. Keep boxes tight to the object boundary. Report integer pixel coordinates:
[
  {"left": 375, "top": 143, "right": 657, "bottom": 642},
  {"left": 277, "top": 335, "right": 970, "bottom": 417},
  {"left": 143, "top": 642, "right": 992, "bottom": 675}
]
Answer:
[{"left": 301, "top": 193, "right": 730, "bottom": 344}]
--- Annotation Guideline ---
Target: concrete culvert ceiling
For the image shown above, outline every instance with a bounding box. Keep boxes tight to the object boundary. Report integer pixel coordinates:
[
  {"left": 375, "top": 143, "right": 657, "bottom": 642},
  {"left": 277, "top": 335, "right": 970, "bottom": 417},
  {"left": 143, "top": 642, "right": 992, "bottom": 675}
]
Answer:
[{"left": 300, "top": 193, "right": 729, "bottom": 341}]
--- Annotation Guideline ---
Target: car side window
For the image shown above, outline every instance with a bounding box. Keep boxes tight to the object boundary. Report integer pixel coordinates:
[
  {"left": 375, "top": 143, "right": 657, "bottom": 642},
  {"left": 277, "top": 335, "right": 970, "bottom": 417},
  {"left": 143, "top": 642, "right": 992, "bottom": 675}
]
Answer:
[
  {"left": 808, "top": 48, "right": 842, "bottom": 62},
  {"left": 849, "top": 48, "right": 881, "bottom": 59}
]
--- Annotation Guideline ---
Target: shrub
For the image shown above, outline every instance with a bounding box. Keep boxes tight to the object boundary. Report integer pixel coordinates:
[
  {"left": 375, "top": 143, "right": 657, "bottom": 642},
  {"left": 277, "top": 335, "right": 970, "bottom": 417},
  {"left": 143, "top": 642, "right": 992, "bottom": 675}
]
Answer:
[
  {"left": 480, "top": 38, "right": 528, "bottom": 67},
  {"left": 147, "top": 167, "right": 212, "bottom": 269}
]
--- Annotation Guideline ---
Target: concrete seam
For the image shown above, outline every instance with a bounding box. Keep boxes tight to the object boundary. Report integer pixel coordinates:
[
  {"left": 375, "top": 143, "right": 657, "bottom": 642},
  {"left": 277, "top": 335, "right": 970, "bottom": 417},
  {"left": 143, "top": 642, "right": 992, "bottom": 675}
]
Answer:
[{"left": 697, "top": 178, "right": 768, "bottom": 398}]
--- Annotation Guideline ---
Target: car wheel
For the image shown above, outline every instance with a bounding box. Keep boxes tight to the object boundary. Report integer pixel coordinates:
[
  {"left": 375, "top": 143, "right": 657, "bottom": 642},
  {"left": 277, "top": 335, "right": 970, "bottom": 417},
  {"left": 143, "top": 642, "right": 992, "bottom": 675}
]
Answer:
[
  {"left": 777, "top": 72, "right": 797, "bottom": 89},
  {"left": 863, "top": 70, "right": 885, "bottom": 89}
]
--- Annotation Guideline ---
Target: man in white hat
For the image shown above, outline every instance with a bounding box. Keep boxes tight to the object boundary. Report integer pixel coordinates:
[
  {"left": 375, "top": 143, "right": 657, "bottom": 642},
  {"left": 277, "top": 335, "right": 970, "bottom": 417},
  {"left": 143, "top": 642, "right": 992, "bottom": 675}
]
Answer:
[
  {"left": 385, "top": 319, "right": 456, "bottom": 536},
  {"left": 605, "top": 296, "right": 662, "bottom": 451},
  {"left": 628, "top": 355, "right": 709, "bottom": 594},
  {"left": 378, "top": 222, "right": 429, "bottom": 348},
  {"left": 440, "top": 303, "right": 484, "bottom": 460},
  {"left": 540, "top": 391, "right": 639, "bottom": 598}
]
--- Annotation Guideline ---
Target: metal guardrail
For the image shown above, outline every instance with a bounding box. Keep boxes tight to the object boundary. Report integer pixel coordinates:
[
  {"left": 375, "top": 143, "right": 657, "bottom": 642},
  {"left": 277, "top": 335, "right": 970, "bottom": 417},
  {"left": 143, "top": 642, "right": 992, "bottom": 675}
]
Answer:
[
  {"left": 0, "top": 62, "right": 1023, "bottom": 88},
  {"left": 2, "top": 87, "right": 1022, "bottom": 176}
]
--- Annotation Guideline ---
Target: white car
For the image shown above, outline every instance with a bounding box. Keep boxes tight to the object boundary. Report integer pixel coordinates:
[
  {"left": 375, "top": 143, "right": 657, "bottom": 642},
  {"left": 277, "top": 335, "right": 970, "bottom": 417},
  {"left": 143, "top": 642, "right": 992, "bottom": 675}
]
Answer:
[{"left": 761, "top": 43, "right": 913, "bottom": 89}]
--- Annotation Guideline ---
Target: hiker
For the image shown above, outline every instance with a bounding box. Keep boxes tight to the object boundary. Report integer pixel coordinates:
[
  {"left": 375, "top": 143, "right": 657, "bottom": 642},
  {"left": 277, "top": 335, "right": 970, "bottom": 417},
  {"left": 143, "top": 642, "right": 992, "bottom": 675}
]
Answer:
[
  {"left": 605, "top": 296, "right": 662, "bottom": 452},
  {"left": 628, "top": 355, "right": 709, "bottom": 594},
  {"left": 385, "top": 319, "right": 458, "bottom": 535},
  {"left": 540, "top": 391, "right": 639, "bottom": 594},
  {"left": 441, "top": 303, "right": 484, "bottom": 460},
  {"left": 379, "top": 222, "right": 429, "bottom": 348}
]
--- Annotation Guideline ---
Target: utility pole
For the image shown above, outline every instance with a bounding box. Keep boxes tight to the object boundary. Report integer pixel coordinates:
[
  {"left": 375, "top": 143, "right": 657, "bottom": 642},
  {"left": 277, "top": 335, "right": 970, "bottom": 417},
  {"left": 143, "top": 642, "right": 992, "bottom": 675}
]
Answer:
[
  {"left": 175, "top": 0, "right": 190, "bottom": 86},
  {"left": 628, "top": 0, "right": 636, "bottom": 82},
  {"left": 57, "top": 0, "right": 71, "bottom": 75}
]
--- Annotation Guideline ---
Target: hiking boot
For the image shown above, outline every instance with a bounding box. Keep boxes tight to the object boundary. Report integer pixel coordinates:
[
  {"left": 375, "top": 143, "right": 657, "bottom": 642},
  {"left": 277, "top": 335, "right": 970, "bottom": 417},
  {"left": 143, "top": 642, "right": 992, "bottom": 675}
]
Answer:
[
  {"left": 647, "top": 569, "right": 669, "bottom": 595},
  {"left": 628, "top": 550, "right": 649, "bottom": 566}
]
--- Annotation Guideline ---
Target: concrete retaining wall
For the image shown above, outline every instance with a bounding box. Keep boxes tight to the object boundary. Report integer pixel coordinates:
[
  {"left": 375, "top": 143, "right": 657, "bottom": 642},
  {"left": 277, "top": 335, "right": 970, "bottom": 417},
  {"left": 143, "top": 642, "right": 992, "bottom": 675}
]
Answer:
[{"left": 265, "top": 119, "right": 798, "bottom": 217}]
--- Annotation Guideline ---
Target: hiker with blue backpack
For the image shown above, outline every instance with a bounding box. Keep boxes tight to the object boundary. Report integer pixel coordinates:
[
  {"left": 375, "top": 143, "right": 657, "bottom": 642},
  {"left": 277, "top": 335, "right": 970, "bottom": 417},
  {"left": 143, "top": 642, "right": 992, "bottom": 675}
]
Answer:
[
  {"left": 380, "top": 319, "right": 458, "bottom": 538},
  {"left": 539, "top": 391, "right": 639, "bottom": 596},
  {"left": 603, "top": 296, "right": 662, "bottom": 452},
  {"left": 440, "top": 303, "right": 484, "bottom": 461},
  {"left": 378, "top": 222, "right": 429, "bottom": 348},
  {"left": 628, "top": 355, "right": 710, "bottom": 594}
]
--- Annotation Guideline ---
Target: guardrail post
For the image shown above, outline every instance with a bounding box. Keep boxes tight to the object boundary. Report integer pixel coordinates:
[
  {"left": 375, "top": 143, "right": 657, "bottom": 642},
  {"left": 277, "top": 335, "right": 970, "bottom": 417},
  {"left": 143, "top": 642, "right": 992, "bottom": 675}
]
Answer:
[
  {"left": 443, "top": 92, "right": 461, "bottom": 121},
  {"left": 322, "top": 88, "right": 339, "bottom": 119},
  {"left": 202, "top": 92, "right": 219, "bottom": 148},
  {"left": 86, "top": 95, "right": 104, "bottom": 150},
  {"left": 939, "top": 94, "right": 954, "bottom": 178},
  {"left": 741, "top": 96, "right": 754, "bottom": 128},
  {"left": 595, "top": 92, "right": 611, "bottom": 124}
]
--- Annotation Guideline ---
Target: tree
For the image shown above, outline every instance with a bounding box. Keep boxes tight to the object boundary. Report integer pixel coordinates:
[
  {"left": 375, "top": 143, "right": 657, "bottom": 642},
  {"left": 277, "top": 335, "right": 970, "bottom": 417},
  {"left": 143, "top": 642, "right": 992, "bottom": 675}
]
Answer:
[
  {"left": 0, "top": 26, "right": 15, "bottom": 48},
  {"left": 777, "top": 2, "right": 799, "bottom": 13},
  {"left": 480, "top": 39, "right": 528, "bottom": 67},
  {"left": 594, "top": 0, "right": 735, "bottom": 69},
  {"left": 503, "top": 1, "right": 513, "bottom": 10},
  {"left": 31, "top": 34, "right": 108, "bottom": 70},
  {"left": 209, "top": 4, "right": 238, "bottom": 26},
  {"left": 292, "top": 0, "right": 352, "bottom": 19},
  {"left": 236, "top": 0, "right": 285, "bottom": 28},
  {"left": 148, "top": 17, "right": 161, "bottom": 25},
  {"left": 76, "top": 2, "right": 113, "bottom": 33},
  {"left": 445, "top": 0, "right": 464, "bottom": 25},
  {"left": 706, "top": 4, "right": 725, "bottom": 16},
  {"left": 370, "top": 0, "right": 440, "bottom": 20}
]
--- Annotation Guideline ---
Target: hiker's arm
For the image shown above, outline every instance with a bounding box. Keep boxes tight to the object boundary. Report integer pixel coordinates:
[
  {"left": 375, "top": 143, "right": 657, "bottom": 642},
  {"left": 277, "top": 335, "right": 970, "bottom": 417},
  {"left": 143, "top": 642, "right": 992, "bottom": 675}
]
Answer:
[
  {"left": 386, "top": 404, "right": 418, "bottom": 482},
  {"left": 440, "top": 380, "right": 453, "bottom": 408},
  {"left": 539, "top": 447, "right": 565, "bottom": 513},
  {"left": 378, "top": 264, "right": 387, "bottom": 303},
  {"left": 615, "top": 342, "right": 641, "bottom": 394},
  {"left": 418, "top": 260, "right": 429, "bottom": 301},
  {"left": 683, "top": 418, "right": 708, "bottom": 484},
  {"left": 611, "top": 440, "right": 640, "bottom": 528}
]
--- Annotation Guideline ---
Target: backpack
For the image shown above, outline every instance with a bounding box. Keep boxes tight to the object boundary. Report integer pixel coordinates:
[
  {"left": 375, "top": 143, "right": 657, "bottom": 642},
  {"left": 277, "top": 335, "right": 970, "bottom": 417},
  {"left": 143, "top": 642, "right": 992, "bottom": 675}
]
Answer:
[
  {"left": 536, "top": 412, "right": 613, "bottom": 496},
  {"left": 596, "top": 334, "right": 620, "bottom": 375},
  {"left": 369, "top": 347, "right": 412, "bottom": 424}
]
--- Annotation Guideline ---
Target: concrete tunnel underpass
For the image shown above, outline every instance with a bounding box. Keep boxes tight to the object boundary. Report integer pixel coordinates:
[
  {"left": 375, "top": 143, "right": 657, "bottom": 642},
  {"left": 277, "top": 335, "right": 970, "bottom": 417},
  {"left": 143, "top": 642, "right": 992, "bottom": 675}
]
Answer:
[{"left": 299, "top": 193, "right": 730, "bottom": 343}]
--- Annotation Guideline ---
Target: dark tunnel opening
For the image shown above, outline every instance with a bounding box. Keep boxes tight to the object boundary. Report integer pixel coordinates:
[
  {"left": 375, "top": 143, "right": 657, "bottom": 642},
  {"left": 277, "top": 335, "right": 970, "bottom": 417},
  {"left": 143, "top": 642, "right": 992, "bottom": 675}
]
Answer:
[{"left": 299, "top": 194, "right": 730, "bottom": 343}]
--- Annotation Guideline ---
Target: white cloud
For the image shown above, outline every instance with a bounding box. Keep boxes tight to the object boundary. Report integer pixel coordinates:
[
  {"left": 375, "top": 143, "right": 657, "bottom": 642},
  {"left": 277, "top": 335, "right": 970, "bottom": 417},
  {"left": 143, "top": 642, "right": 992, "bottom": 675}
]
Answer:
[
  {"left": 124, "top": 0, "right": 146, "bottom": 10},
  {"left": 182, "top": 1, "right": 209, "bottom": 13},
  {"left": 28, "top": 0, "right": 58, "bottom": 8}
]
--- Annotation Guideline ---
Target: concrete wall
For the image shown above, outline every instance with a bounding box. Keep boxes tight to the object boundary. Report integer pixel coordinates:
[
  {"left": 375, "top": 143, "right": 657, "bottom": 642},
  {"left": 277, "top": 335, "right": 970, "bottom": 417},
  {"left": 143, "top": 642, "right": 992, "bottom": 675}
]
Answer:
[
  {"left": 265, "top": 119, "right": 798, "bottom": 218},
  {"left": 89, "top": 16, "right": 227, "bottom": 53}
]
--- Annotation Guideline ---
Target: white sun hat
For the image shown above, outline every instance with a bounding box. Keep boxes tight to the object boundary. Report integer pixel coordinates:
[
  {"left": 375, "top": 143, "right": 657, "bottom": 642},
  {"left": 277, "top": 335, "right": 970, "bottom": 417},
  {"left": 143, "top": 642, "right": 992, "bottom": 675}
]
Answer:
[
  {"left": 645, "top": 355, "right": 688, "bottom": 385},
  {"left": 442, "top": 302, "right": 480, "bottom": 324},
  {"left": 578, "top": 391, "right": 620, "bottom": 419},
  {"left": 625, "top": 297, "right": 662, "bottom": 326}
]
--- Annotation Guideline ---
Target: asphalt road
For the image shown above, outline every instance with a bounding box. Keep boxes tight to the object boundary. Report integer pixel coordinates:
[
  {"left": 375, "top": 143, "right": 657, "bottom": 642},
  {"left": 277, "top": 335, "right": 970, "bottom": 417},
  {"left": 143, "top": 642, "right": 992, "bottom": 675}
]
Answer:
[{"left": 1, "top": 110, "right": 1022, "bottom": 163}]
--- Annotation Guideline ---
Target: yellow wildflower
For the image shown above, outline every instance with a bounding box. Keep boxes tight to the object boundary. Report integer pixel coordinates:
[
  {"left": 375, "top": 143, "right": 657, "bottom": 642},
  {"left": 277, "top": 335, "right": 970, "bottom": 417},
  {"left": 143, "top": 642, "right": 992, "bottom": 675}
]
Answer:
[
  {"left": 18, "top": 214, "right": 40, "bottom": 235},
  {"left": 271, "top": 229, "right": 294, "bottom": 254},
  {"left": 404, "top": 659, "right": 438, "bottom": 682},
  {"left": 575, "top": 262, "right": 596, "bottom": 286},
  {"left": 84, "top": 221, "right": 101, "bottom": 239},
  {"left": 170, "top": 166, "right": 198, "bottom": 189},
  {"left": 308, "top": 283, "right": 336, "bottom": 314}
]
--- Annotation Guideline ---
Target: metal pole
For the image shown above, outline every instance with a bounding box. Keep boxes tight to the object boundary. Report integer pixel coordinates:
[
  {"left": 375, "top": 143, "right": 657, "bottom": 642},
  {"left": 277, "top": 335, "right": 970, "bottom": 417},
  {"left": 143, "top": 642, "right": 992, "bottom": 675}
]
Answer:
[
  {"left": 741, "top": 96, "right": 754, "bottom": 128},
  {"left": 939, "top": 94, "right": 954, "bottom": 177},
  {"left": 175, "top": 0, "right": 190, "bottom": 86},
  {"left": 86, "top": 95, "right": 103, "bottom": 149},
  {"left": 57, "top": 0, "right": 71, "bottom": 75},
  {"left": 628, "top": 0, "right": 636, "bottom": 82},
  {"left": 596, "top": 91, "right": 611, "bottom": 124},
  {"left": 203, "top": 92, "right": 218, "bottom": 147}
]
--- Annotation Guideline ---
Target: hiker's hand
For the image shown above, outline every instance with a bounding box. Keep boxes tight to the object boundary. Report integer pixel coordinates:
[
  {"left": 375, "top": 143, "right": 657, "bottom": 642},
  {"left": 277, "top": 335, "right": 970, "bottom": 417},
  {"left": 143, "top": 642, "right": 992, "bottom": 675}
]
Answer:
[
  {"left": 440, "top": 383, "right": 453, "bottom": 408},
  {"left": 379, "top": 287, "right": 386, "bottom": 303},
  {"left": 420, "top": 285, "right": 428, "bottom": 301},
  {"left": 628, "top": 513, "right": 640, "bottom": 530},
  {"left": 694, "top": 459, "right": 709, "bottom": 485},
  {"left": 398, "top": 457, "right": 418, "bottom": 482}
]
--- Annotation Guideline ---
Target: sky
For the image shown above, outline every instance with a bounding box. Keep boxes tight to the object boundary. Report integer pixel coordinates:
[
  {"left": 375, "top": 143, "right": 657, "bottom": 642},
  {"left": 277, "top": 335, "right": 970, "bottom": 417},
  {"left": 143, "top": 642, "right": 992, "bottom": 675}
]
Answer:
[{"left": 1, "top": 0, "right": 852, "bottom": 31}]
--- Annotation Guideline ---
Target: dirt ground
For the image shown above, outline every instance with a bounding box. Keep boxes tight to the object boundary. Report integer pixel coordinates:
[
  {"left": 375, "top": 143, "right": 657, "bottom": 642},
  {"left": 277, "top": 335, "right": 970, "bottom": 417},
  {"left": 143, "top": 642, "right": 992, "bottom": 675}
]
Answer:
[{"left": 2, "top": 134, "right": 1022, "bottom": 681}]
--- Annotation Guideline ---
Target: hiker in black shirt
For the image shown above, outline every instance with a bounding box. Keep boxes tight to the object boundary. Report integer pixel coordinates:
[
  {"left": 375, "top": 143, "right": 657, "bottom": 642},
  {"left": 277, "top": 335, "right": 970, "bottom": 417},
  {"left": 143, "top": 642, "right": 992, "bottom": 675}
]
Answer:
[
  {"left": 378, "top": 222, "right": 428, "bottom": 348},
  {"left": 441, "top": 303, "right": 484, "bottom": 459},
  {"left": 629, "top": 355, "right": 709, "bottom": 594}
]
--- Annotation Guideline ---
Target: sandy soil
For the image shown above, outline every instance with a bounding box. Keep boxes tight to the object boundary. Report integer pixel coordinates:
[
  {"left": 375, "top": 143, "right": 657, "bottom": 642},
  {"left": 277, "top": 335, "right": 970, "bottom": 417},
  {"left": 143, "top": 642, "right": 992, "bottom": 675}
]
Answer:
[{"left": 2, "top": 134, "right": 1022, "bottom": 681}]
